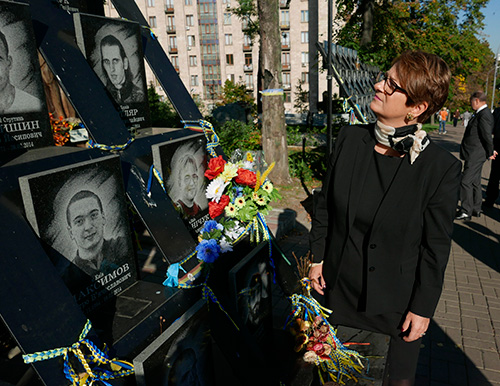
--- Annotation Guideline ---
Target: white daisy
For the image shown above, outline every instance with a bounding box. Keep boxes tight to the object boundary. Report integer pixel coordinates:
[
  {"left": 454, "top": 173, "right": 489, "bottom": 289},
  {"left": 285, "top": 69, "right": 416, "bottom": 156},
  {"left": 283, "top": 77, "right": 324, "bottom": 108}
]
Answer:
[
  {"left": 206, "top": 177, "right": 229, "bottom": 203},
  {"left": 220, "top": 237, "right": 233, "bottom": 253}
]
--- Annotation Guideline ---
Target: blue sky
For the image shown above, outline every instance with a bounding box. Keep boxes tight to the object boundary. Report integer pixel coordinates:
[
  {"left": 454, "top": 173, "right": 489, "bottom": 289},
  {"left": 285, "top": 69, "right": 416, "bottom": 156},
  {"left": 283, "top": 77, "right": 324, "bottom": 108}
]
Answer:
[{"left": 482, "top": 0, "right": 500, "bottom": 55}]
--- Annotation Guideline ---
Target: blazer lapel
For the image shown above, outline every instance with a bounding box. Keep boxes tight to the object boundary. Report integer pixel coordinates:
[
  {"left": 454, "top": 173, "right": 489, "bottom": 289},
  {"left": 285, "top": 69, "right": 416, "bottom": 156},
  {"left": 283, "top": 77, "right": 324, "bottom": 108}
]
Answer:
[{"left": 347, "top": 130, "right": 375, "bottom": 231}]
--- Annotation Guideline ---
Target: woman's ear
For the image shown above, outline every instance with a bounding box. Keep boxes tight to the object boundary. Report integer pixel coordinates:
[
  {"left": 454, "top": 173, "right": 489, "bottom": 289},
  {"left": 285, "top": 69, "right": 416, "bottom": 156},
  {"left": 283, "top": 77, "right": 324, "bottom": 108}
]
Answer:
[{"left": 410, "top": 101, "right": 429, "bottom": 119}]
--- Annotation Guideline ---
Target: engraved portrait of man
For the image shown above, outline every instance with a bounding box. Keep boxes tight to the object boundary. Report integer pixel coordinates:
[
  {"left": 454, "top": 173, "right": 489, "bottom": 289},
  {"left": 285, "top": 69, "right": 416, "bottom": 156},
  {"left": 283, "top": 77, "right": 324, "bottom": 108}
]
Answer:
[{"left": 0, "top": 29, "right": 42, "bottom": 114}]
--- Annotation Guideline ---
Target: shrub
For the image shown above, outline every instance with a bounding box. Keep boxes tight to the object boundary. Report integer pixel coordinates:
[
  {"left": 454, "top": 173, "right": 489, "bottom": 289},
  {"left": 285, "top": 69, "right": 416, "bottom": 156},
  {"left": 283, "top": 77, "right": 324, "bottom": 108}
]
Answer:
[{"left": 217, "top": 119, "right": 261, "bottom": 156}]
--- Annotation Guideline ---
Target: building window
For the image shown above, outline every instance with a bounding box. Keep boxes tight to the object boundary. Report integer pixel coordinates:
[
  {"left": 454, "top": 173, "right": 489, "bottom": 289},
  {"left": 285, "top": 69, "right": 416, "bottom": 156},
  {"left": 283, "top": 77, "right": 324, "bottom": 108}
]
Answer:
[
  {"left": 301, "top": 10, "right": 309, "bottom": 22},
  {"left": 226, "top": 54, "right": 234, "bottom": 65},
  {"left": 223, "top": 0, "right": 230, "bottom": 3},
  {"left": 165, "top": 0, "right": 174, "bottom": 8},
  {"left": 167, "top": 16, "right": 175, "bottom": 32},
  {"left": 189, "top": 55, "right": 197, "bottom": 66},
  {"left": 169, "top": 36, "right": 178, "bottom": 51},
  {"left": 225, "top": 34, "right": 233, "bottom": 45},
  {"left": 243, "top": 34, "right": 252, "bottom": 48},
  {"left": 191, "top": 75, "right": 199, "bottom": 86},
  {"left": 281, "top": 32, "right": 290, "bottom": 47},
  {"left": 224, "top": 13, "right": 231, "bottom": 25},
  {"left": 283, "top": 72, "right": 291, "bottom": 88},
  {"left": 149, "top": 16, "right": 157, "bottom": 28},
  {"left": 301, "top": 72, "right": 309, "bottom": 84},
  {"left": 171, "top": 55, "right": 179, "bottom": 69},
  {"left": 280, "top": 10, "right": 290, "bottom": 28},
  {"left": 148, "top": 0, "right": 154, "bottom": 6},
  {"left": 245, "top": 53, "right": 252, "bottom": 66},
  {"left": 185, "top": 0, "right": 192, "bottom": 5},
  {"left": 284, "top": 91, "right": 291, "bottom": 103},
  {"left": 186, "top": 15, "right": 194, "bottom": 26},
  {"left": 187, "top": 35, "right": 195, "bottom": 47},
  {"left": 301, "top": 52, "right": 309, "bottom": 66},
  {"left": 227, "top": 74, "right": 235, "bottom": 82},
  {"left": 282, "top": 52, "right": 290, "bottom": 68},
  {"left": 301, "top": 31, "right": 308, "bottom": 43},
  {"left": 245, "top": 74, "right": 253, "bottom": 89}
]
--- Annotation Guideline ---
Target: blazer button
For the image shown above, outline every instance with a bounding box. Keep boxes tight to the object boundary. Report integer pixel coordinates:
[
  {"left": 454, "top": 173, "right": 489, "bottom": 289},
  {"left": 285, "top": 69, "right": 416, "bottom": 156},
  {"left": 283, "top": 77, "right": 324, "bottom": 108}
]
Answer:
[
  {"left": 369, "top": 244, "right": 377, "bottom": 249},
  {"left": 369, "top": 266, "right": 376, "bottom": 272}
]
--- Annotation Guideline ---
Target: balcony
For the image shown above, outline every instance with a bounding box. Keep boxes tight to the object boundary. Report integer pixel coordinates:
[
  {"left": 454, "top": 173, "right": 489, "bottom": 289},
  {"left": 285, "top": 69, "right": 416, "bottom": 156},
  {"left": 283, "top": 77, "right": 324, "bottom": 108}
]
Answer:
[
  {"left": 243, "top": 44, "right": 252, "bottom": 52},
  {"left": 283, "top": 83, "right": 291, "bottom": 90},
  {"left": 166, "top": 25, "right": 176, "bottom": 33},
  {"left": 281, "top": 43, "right": 290, "bottom": 50},
  {"left": 169, "top": 47, "right": 178, "bottom": 54},
  {"left": 165, "top": 5, "right": 174, "bottom": 13},
  {"left": 279, "top": 0, "right": 289, "bottom": 8},
  {"left": 282, "top": 63, "right": 290, "bottom": 70},
  {"left": 244, "top": 64, "right": 253, "bottom": 72},
  {"left": 280, "top": 22, "right": 290, "bottom": 30}
]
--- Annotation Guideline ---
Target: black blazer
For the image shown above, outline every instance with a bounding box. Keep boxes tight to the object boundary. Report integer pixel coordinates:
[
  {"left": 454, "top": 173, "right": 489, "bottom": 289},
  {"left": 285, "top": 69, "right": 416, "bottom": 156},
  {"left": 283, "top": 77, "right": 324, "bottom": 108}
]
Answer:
[
  {"left": 310, "top": 125, "right": 461, "bottom": 318},
  {"left": 460, "top": 106, "right": 494, "bottom": 161}
]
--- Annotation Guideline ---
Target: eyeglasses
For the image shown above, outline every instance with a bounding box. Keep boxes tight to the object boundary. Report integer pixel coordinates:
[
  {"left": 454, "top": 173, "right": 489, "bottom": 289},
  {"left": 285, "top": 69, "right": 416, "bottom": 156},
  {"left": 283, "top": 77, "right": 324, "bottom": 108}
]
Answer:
[{"left": 375, "top": 72, "right": 410, "bottom": 97}]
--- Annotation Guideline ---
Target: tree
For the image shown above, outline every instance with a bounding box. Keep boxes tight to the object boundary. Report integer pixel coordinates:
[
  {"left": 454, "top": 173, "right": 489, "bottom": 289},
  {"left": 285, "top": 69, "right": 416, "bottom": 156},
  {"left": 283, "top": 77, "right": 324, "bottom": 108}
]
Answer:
[
  {"left": 334, "top": 0, "right": 494, "bottom": 108},
  {"left": 217, "top": 79, "right": 257, "bottom": 117},
  {"left": 294, "top": 79, "right": 309, "bottom": 114},
  {"left": 257, "top": 0, "right": 291, "bottom": 184},
  {"left": 231, "top": 0, "right": 290, "bottom": 183},
  {"left": 147, "top": 84, "right": 182, "bottom": 128}
]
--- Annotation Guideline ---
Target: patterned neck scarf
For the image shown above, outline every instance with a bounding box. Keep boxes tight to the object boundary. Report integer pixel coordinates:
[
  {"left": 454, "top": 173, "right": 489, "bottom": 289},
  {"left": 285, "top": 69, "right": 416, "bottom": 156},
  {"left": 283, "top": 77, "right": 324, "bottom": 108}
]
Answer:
[{"left": 374, "top": 121, "right": 430, "bottom": 164}]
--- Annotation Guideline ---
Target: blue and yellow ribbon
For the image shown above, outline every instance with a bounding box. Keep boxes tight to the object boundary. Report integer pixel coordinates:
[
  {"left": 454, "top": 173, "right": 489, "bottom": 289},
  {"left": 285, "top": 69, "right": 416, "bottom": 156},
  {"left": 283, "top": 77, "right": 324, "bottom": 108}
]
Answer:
[
  {"left": 87, "top": 137, "right": 135, "bottom": 152},
  {"left": 23, "top": 320, "right": 134, "bottom": 385}
]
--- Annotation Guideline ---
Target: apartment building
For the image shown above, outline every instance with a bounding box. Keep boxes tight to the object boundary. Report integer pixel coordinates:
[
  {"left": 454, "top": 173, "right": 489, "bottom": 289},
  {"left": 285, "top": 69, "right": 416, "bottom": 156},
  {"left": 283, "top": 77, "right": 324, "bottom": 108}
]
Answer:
[{"left": 105, "top": 0, "right": 331, "bottom": 114}]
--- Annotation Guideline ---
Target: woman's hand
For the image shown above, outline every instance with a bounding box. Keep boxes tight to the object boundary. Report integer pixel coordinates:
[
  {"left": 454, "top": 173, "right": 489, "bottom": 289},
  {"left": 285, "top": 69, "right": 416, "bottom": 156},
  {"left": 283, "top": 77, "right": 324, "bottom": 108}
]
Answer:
[
  {"left": 308, "top": 262, "right": 326, "bottom": 295},
  {"left": 401, "top": 311, "right": 430, "bottom": 342}
]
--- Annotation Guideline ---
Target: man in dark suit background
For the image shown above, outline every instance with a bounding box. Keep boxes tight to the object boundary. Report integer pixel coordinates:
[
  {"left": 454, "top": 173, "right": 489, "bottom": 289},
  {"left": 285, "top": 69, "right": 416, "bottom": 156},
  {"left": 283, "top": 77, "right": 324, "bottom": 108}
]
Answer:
[
  {"left": 456, "top": 91, "right": 496, "bottom": 220},
  {"left": 484, "top": 103, "right": 500, "bottom": 207}
]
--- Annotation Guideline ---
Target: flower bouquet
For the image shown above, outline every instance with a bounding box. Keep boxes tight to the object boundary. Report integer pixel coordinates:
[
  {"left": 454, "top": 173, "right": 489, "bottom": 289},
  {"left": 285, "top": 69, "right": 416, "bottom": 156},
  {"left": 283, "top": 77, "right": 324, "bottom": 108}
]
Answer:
[
  {"left": 194, "top": 153, "right": 281, "bottom": 265},
  {"left": 286, "top": 253, "right": 366, "bottom": 385}
]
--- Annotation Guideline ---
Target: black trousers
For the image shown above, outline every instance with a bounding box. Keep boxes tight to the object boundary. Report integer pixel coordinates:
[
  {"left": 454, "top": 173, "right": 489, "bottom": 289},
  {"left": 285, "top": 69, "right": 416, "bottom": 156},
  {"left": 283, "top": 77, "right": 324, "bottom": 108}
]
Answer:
[
  {"left": 460, "top": 157, "right": 486, "bottom": 214},
  {"left": 327, "top": 299, "right": 422, "bottom": 380},
  {"left": 485, "top": 155, "right": 500, "bottom": 205}
]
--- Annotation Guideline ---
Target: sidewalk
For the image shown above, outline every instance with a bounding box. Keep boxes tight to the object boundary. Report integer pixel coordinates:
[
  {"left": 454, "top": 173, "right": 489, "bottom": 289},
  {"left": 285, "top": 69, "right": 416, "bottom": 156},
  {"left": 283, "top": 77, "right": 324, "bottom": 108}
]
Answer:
[{"left": 272, "top": 121, "right": 500, "bottom": 385}]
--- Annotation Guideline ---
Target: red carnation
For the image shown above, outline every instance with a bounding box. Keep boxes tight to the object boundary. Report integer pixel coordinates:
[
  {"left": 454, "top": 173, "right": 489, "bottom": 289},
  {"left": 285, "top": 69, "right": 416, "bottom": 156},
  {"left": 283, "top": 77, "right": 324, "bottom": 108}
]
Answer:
[
  {"left": 234, "top": 168, "right": 256, "bottom": 188},
  {"left": 205, "top": 156, "right": 226, "bottom": 180},
  {"left": 208, "top": 194, "right": 230, "bottom": 218}
]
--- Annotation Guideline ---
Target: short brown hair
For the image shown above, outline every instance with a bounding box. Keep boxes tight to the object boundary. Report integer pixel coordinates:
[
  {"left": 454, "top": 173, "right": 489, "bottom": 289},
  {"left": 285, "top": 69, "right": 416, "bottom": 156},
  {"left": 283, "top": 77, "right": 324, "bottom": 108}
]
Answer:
[{"left": 392, "top": 51, "right": 451, "bottom": 123}]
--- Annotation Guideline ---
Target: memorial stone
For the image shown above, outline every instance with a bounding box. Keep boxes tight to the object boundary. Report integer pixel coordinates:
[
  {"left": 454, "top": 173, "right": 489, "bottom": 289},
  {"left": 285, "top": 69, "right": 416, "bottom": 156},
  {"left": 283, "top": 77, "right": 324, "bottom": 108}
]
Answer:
[
  {"left": 74, "top": 13, "right": 151, "bottom": 132},
  {"left": 18, "top": 154, "right": 137, "bottom": 315},
  {"left": 0, "top": 1, "right": 52, "bottom": 155},
  {"left": 151, "top": 133, "right": 211, "bottom": 237}
]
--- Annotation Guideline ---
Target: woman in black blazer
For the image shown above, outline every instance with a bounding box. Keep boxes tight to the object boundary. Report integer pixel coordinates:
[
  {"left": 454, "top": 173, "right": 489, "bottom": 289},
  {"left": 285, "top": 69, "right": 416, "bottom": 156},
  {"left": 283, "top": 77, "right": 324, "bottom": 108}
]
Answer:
[{"left": 309, "top": 51, "right": 461, "bottom": 386}]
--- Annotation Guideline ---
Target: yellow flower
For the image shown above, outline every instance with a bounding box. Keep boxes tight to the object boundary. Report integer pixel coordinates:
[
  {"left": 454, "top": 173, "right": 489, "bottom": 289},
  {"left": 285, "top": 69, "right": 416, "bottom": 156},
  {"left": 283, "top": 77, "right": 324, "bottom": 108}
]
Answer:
[
  {"left": 257, "top": 197, "right": 266, "bottom": 206},
  {"left": 252, "top": 192, "right": 260, "bottom": 201},
  {"left": 220, "top": 162, "right": 238, "bottom": 182},
  {"left": 235, "top": 197, "right": 246, "bottom": 208},
  {"left": 263, "top": 181, "right": 273, "bottom": 193},
  {"left": 225, "top": 203, "right": 237, "bottom": 217}
]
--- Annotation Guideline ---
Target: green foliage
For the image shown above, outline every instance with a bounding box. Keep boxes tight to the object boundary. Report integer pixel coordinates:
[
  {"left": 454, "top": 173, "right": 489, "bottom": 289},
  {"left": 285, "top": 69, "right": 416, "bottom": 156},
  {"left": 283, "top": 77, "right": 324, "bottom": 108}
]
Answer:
[
  {"left": 287, "top": 126, "right": 303, "bottom": 146},
  {"left": 334, "top": 0, "right": 494, "bottom": 106},
  {"left": 147, "top": 84, "right": 182, "bottom": 128},
  {"left": 217, "top": 119, "right": 261, "bottom": 156},
  {"left": 217, "top": 80, "right": 257, "bottom": 117},
  {"left": 294, "top": 79, "right": 309, "bottom": 113},
  {"left": 288, "top": 148, "right": 327, "bottom": 183},
  {"left": 231, "top": 0, "right": 259, "bottom": 40}
]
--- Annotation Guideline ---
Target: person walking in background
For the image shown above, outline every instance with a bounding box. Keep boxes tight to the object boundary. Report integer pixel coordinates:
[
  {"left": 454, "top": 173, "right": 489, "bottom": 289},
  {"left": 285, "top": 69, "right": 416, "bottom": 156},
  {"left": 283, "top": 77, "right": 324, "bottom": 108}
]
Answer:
[
  {"left": 453, "top": 108, "right": 460, "bottom": 127},
  {"left": 462, "top": 110, "right": 472, "bottom": 128},
  {"left": 309, "top": 51, "right": 460, "bottom": 386},
  {"left": 456, "top": 91, "right": 496, "bottom": 220},
  {"left": 438, "top": 107, "right": 448, "bottom": 134},
  {"left": 484, "top": 103, "right": 500, "bottom": 208}
]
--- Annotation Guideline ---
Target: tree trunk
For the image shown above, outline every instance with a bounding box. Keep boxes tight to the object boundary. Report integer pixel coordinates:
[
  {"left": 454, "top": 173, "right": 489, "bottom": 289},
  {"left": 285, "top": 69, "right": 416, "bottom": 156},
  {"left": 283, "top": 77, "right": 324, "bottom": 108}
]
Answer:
[
  {"left": 258, "top": 0, "right": 291, "bottom": 185},
  {"left": 359, "top": 0, "right": 374, "bottom": 47}
]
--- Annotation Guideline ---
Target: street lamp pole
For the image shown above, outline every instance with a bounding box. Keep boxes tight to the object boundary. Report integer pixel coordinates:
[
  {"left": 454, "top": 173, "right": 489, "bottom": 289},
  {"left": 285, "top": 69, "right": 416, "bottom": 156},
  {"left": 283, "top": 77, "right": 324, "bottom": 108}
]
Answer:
[{"left": 491, "top": 46, "right": 500, "bottom": 108}]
